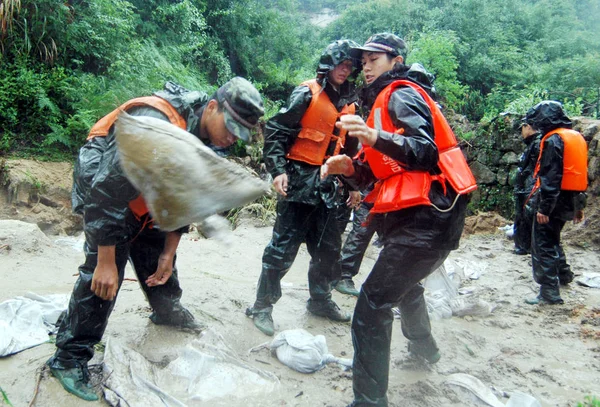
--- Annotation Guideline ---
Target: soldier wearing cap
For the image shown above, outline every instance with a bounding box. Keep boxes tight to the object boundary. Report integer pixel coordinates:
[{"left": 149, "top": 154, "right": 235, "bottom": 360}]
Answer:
[
  {"left": 246, "top": 40, "right": 361, "bottom": 336},
  {"left": 47, "top": 77, "right": 264, "bottom": 401},
  {"left": 523, "top": 101, "right": 588, "bottom": 305},
  {"left": 322, "top": 33, "right": 475, "bottom": 406}
]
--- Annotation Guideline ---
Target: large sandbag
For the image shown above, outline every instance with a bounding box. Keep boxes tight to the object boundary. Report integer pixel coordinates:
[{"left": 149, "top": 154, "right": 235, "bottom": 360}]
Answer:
[{"left": 114, "top": 112, "right": 269, "bottom": 231}]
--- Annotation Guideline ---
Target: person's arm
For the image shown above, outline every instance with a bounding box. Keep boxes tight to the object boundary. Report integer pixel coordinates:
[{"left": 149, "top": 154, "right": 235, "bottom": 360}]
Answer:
[
  {"left": 536, "top": 134, "right": 563, "bottom": 223},
  {"left": 372, "top": 87, "right": 439, "bottom": 171},
  {"left": 263, "top": 85, "right": 312, "bottom": 196},
  {"left": 91, "top": 245, "right": 118, "bottom": 301},
  {"left": 325, "top": 86, "right": 438, "bottom": 187},
  {"left": 146, "top": 231, "right": 182, "bottom": 287}
]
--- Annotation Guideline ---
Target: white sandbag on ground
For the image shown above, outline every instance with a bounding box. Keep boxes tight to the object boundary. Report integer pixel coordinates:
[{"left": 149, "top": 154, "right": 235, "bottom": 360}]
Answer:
[
  {"left": 268, "top": 329, "right": 352, "bottom": 373},
  {"left": 103, "top": 329, "right": 279, "bottom": 407},
  {"left": 114, "top": 113, "right": 270, "bottom": 231},
  {"left": 445, "top": 373, "right": 541, "bottom": 407}
]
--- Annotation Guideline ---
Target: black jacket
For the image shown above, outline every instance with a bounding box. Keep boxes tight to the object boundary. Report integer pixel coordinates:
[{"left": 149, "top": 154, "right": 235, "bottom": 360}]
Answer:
[
  {"left": 514, "top": 133, "right": 542, "bottom": 195},
  {"left": 535, "top": 129, "right": 585, "bottom": 221},
  {"left": 74, "top": 87, "right": 206, "bottom": 247},
  {"left": 263, "top": 78, "right": 358, "bottom": 207},
  {"left": 347, "top": 64, "right": 468, "bottom": 250}
]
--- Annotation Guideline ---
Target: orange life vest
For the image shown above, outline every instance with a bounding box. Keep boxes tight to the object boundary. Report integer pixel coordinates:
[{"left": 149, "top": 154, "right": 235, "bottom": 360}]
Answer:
[
  {"left": 533, "top": 128, "right": 588, "bottom": 192},
  {"left": 361, "top": 80, "right": 477, "bottom": 214},
  {"left": 87, "top": 96, "right": 187, "bottom": 221},
  {"left": 286, "top": 79, "right": 356, "bottom": 165}
]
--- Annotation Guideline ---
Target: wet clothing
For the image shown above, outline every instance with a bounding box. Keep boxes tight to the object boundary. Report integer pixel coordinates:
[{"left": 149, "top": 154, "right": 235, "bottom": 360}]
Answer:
[
  {"left": 253, "top": 78, "right": 358, "bottom": 311},
  {"left": 49, "top": 90, "right": 204, "bottom": 370},
  {"left": 530, "top": 128, "right": 587, "bottom": 301},
  {"left": 286, "top": 79, "right": 355, "bottom": 166},
  {"left": 345, "top": 64, "right": 469, "bottom": 407},
  {"left": 338, "top": 189, "right": 377, "bottom": 280},
  {"left": 513, "top": 133, "right": 541, "bottom": 253}
]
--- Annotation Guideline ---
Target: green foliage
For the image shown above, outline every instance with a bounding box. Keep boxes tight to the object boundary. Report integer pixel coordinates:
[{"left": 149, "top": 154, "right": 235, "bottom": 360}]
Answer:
[
  {"left": 326, "top": 0, "right": 600, "bottom": 120},
  {"left": 407, "top": 31, "right": 467, "bottom": 109},
  {"left": 0, "top": 58, "right": 86, "bottom": 154},
  {"left": 578, "top": 396, "right": 600, "bottom": 407},
  {"left": 65, "top": 0, "right": 137, "bottom": 73},
  {"left": 0, "top": 385, "right": 13, "bottom": 406},
  {"left": 203, "top": 0, "right": 318, "bottom": 99},
  {"left": 474, "top": 184, "right": 514, "bottom": 219}
]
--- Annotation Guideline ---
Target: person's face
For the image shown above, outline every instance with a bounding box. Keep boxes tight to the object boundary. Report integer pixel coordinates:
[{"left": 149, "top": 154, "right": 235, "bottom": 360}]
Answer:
[
  {"left": 328, "top": 59, "right": 354, "bottom": 86},
  {"left": 204, "top": 100, "right": 238, "bottom": 147},
  {"left": 361, "top": 51, "right": 402, "bottom": 85},
  {"left": 521, "top": 123, "right": 536, "bottom": 139}
]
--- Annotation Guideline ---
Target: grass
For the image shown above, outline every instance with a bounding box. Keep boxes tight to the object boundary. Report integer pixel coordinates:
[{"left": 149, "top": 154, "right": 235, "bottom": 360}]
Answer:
[
  {"left": 579, "top": 396, "right": 600, "bottom": 407},
  {"left": 0, "top": 385, "right": 14, "bottom": 406}
]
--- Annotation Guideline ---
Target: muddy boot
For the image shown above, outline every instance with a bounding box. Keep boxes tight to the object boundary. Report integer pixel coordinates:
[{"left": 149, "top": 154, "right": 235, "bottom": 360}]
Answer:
[
  {"left": 307, "top": 299, "right": 350, "bottom": 322},
  {"left": 150, "top": 308, "right": 206, "bottom": 333},
  {"left": 559, "top": 271, "right": 574, "bottom": 286},
  {"left": 335, "top": 279, "right": 360, "bottom": 297},
  {"left": 46, "top": 361, "right": 98, "bottom": 401},
  {"left": 525, "top": 295, "right": 564, "bottom": 305},
  {"left": 526, "top": 286, "right": 564, "bottom": 305},
  {"left": 246, "top": 307, "right": 275, "bottom": 336},
  {"left": 407, "top": 336, "right": 441, "bottom": 364}
]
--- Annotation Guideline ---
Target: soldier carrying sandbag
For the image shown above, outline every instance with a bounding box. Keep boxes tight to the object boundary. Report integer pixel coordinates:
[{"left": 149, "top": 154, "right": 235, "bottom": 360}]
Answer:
[{"left": 46, "top": 77, "right": 264, "bottom": 401}]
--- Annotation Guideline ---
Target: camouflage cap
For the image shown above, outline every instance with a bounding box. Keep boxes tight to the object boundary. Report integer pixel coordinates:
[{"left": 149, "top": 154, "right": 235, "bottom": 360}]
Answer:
[
  {"left": 216, "top": 77, "right": 264, "bottom": 142},
  {"left": 350, "top": 33, "right": 407, "bottom": 61}
]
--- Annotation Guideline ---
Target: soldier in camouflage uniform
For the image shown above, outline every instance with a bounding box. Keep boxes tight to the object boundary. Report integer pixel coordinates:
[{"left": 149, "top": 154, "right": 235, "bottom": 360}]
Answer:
[{"left": 47, "top": 77, "right": 264, "bottom": 401}]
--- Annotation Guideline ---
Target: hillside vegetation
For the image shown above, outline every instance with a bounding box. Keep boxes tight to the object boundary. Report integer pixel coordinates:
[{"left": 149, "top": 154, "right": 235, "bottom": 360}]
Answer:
[{"left": 0, "top": 0, "right": 599, "bottom": 158}]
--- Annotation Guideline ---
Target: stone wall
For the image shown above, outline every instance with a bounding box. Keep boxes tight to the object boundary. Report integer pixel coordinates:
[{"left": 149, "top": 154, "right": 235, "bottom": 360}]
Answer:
[{"left": 465, "top": 115, "right": 600, "bottom": 218}]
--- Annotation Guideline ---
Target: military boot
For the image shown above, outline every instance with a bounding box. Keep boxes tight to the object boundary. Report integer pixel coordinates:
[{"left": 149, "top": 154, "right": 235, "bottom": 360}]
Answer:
[
  {"left": 407, "top": 337, "right": 441, "bottom": 364},
  {"left": 307, "top": 299, "right": 351, "bottom": 322},
  {"left": 335, "top": 279, "right": 360, "bottom": 297},
  {"left": 150, "top": 307, "right": 206, "bottom": 333},
  {"left": 525, "top": 295, "right": 564, "bottom": 305},
  {"left": 526, "top": 286, "right": 564, "bottom": 305},
  {"left": 47, "top": 361, "right": 98, "bottom": 401},
  {"left": 246, "top": 307, "right": 275, "bottom": 336}
]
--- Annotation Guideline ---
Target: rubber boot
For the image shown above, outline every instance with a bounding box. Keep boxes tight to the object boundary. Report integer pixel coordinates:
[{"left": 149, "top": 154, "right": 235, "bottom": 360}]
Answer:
[
  {"left": 246, "top": 307, "right": 275, "bottom": 336},
  {"left": 47, "top": 361, "right": 98, "bottom": 401}
]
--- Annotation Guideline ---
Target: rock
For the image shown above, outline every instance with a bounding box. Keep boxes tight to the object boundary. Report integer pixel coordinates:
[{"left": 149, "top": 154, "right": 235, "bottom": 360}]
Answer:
[{"left": 470, "top": 161, "right": 497, "bottom": 185}]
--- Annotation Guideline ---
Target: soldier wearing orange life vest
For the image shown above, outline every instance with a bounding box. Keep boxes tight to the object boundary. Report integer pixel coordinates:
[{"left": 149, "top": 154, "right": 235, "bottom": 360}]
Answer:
[
  {"left": 246, "top": 40, "right": 362, "bottom": 337},
  {"left": 322, "top": 33, "right": 475, "bottom": 407},
  {"left": 47, "top": 78, "right": 264, "bottom": 402},
  {"left": 523, "top": 101, "right": 588, "bottom": 305}
]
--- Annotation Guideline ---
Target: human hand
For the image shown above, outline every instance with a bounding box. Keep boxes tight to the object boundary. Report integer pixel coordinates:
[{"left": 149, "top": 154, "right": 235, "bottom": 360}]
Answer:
[
  {"left": 146, "top": 254, "right": 174, "bottom": 287},
  {"left": 273, "top": 173, "right": 289, "bottom": 197},
  {"left": 321, "top": 155, "right": 354, "bottom": 179},
  {"left": 573, "top": 210, "right": 585, "bottom": 224},
  {"left": 347, "top": 190, "right": 361, "bottom": 208},
  {"left": 91, "top": 262, "right": 119, "bottom": 301},
  {"left": 336, "top": 115, "right": 378, "bottom": 147},
  {"left": 536, "top": 212, "right": 549, "bottom": 225}
]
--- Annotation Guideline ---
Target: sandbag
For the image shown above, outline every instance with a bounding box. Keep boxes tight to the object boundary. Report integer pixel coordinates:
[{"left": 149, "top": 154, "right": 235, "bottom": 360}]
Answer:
[
  {"left": 114, "top": 113, "right": 269, "bottom": 231},
  {"left": 269, "top": 329, "right": 352, "bottom": 373}
]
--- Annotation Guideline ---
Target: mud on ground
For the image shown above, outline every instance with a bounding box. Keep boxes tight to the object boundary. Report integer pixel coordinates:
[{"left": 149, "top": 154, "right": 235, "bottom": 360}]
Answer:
[{"left": 1, "top": 159, "right": 599, "bottom": 406}]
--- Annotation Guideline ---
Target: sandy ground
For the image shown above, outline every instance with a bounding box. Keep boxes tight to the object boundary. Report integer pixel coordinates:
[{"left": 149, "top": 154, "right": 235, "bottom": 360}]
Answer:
[{"left": 1, "top": 216, "right": 600, "bottom": 407}]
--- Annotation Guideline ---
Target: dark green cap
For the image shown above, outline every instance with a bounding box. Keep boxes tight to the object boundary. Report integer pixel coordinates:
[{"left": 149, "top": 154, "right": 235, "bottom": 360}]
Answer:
[
  {"left": 216, "top": 77, "right": 264, "bottom": 142},
  {"left": 350, "top": 33, "right": 407, "bottom": 60},
  {"left": 317, "top": 39, "right": 361, "bottom": 75}
]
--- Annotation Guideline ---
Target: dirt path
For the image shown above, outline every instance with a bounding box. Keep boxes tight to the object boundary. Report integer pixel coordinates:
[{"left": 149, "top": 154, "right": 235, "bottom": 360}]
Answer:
[{"left": 1, "top": 217, "right": 599, "bottom": 407}]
